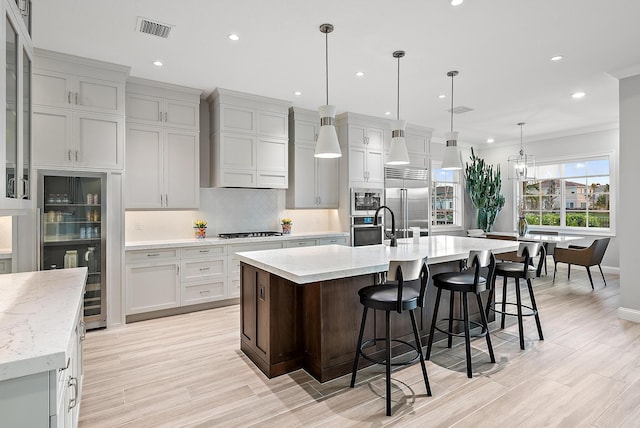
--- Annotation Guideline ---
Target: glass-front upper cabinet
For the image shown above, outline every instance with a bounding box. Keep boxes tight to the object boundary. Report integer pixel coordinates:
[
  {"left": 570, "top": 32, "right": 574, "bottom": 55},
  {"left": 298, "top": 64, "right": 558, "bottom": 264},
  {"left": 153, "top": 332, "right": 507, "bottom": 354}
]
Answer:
[{"left": 2, "top": 0, "right": 32, "bottom": 209}]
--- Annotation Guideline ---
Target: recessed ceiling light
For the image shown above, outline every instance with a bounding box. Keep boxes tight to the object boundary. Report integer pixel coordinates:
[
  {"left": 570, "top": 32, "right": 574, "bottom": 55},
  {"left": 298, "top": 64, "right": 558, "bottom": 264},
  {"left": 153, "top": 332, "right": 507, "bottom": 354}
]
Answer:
[
  {"left": 228, "top": 34, "right": 240, "bottom": 41},
  {"left": 451, "top": 0, "right": 464, "bottom": 5},
  {"left": 294, "top": 91, "right": 302, "bottom": 96},
  {"left": 153, "top": 60, "right": 163, "bottom": 67},
  {"left": 384, "top": 111, "right": 392, "bottom": 116},
  {"left": 438, "top": 94, "right": 446, "bottom": 99},
  {"left": 486, "top": 138, "right": 495, "bottom": 143},
  {"left": 572, "top": 91, "right": 586, "bottom": 99},
  {"left": 551, "top": 55, "right": 563, "bottom": 61},
  {"left": 355, "top": 71, "right": 365, "bottom": 77}
]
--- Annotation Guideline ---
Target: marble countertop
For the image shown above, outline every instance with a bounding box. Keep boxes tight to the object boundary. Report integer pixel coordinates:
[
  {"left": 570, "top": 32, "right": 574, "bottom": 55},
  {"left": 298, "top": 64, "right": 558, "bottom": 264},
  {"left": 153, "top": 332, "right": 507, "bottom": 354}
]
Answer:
[
  {"left": 0, "top": 268, "right": 87, "bottom": 382},
  {"left": 236, "top": 235, "right": 519, "bottom": 284},
  {"left": 125, "top": 231, "right": 349, "bottom": 251}
]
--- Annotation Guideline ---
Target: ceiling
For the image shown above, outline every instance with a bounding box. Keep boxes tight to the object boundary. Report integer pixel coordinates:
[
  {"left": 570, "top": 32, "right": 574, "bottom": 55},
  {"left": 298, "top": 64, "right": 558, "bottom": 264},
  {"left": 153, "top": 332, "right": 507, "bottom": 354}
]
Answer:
[{"left": 32, "top": 0, "right": 640, "bottom": 146}]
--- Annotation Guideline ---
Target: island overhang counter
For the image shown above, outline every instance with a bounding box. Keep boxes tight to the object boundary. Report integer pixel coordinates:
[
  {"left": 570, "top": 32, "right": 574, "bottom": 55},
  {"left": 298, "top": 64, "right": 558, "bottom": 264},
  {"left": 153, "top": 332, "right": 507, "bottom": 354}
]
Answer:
[{"left": 236, "top": 236, "right": 518, "bottom": 382}]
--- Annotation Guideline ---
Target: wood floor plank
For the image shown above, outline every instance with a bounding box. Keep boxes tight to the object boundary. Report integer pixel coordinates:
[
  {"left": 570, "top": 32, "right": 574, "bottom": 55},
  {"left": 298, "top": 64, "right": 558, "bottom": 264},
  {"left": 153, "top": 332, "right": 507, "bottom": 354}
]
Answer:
[{"left": 79, "top": 267, "right": 639, "bottom": 427}]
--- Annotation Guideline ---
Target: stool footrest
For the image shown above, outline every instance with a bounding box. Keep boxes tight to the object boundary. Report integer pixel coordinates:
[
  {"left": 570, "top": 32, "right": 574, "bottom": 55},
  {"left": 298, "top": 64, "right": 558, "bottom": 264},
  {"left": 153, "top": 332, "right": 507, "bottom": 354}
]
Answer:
[
  {"left": 488, "top": 302, "right": 538, "bottom": 317},
  {"left": 359, "top": 338, "right": 421, "bottom": 367},
  {"left": 433, "top": 318, "right": 488, "bottom": 339}
]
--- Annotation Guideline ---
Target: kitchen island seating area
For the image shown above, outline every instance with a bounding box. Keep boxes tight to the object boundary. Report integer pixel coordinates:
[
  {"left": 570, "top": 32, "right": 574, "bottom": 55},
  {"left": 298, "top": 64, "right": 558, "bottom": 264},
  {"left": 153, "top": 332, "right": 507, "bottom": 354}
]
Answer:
[
  {"left": 350, "top": 258, "right": 431, "bottom": 416},
  {"left": 426, "top": 250, "right": 497, "bottom": 379}
]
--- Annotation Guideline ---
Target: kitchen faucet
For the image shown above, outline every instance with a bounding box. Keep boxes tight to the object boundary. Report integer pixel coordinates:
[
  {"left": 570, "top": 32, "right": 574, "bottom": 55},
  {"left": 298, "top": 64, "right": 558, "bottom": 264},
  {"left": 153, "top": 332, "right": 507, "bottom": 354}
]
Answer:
[{"left": 374, "top": 205, "right": 397, "bottom": 247}]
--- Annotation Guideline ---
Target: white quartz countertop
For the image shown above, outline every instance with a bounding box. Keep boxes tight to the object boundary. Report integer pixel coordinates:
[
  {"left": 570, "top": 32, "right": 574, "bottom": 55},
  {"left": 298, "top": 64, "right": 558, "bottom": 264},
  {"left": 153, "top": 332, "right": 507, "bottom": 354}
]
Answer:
[
  {"left": 125, "top": 231, "right": 349, "bottom": 251},
  {"left": 236, "top": 235, "right": 519, "bottom": 284},
  {"left": 0, "top": 268, "right": 87, "bottom": 382}
]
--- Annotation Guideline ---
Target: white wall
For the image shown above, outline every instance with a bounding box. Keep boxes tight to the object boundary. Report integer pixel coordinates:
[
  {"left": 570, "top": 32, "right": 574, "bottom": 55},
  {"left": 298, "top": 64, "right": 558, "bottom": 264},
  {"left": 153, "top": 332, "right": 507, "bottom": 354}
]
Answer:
[
  {"left": 125, "top": 188, "right": 342, "bottom": 241},
  {"left": 618, "top": 73, "right": 640, "bottom": 322},
  {"left": 475, "top": 128, "right": 619, "bottom": 269}
]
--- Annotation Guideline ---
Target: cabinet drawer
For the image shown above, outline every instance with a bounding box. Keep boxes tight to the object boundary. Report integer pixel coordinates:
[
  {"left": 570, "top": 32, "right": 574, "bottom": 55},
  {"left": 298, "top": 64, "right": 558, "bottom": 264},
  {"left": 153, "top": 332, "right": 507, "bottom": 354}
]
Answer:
[
  {"left": 228, "top": 276, "right": 241, "bottom": 298},
  {"left": 228, "top": 242, "right": 284, "bottom": 276},
  {"left": 126, "top": 248, "right": 179, "bottom": 263},
  {"left": 316, "top": 237, "right": 348, "bottom": 246},
  {"left": 284, "top": 239, "right": 317, "bottom": 248},
  {"left": 181, "top": 258, "right": 227, "bottom": 282},
  {"left": 182, "top": 279, "right": 226, "bottom": 305},
  {"left": 181, "top": 245, "right": 227, "bottom": 259}
]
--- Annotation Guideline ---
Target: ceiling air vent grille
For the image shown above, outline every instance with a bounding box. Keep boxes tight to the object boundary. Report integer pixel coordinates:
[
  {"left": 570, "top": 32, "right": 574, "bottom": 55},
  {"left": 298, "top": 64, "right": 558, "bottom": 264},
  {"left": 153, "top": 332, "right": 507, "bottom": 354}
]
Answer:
[
  {"left": 448, "top": 106, "right": 474, "bottom": 114},
  {"left": 137, "top": 17, "right": 173, "bottom": 39}
]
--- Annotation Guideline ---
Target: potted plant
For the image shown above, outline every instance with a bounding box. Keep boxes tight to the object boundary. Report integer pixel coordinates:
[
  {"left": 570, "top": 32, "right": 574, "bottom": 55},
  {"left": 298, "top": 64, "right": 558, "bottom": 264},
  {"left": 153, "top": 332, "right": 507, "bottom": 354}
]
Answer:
[
  {"left": 281, "top": 218, "right": 292, "bottom": 235},
  {"left": 465, "top": 148, "right": 505, "bottom": 232},
  {"left": 193, "top": 219, "right": 207, "bottom": 239}
]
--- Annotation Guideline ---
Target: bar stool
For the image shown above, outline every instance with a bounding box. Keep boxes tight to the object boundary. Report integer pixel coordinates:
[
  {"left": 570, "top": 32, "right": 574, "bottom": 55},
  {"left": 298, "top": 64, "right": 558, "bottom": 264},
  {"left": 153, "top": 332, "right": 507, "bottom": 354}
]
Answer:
[
  {"left": 350, "top": 259, "right": 431, "bottom": 416},
  {"left": 426, "top": 250, "right": 496, "bottom": 378},
  {"left": 487, "top": 242, "right": 544, "bottom": 350}
]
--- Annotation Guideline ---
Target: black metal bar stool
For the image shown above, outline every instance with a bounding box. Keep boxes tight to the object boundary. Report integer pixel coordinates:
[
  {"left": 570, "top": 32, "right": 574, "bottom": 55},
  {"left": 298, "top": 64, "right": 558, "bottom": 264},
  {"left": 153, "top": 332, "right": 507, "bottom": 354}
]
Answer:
[
  {"left": 426, "top": 250, "right": 496, "bottom": 378},
  {"left": 486, "top": 242, "right": 544, "bottom": 350},
  {"left": 350, "top": 259, "right": 431, "bottom": 416}
]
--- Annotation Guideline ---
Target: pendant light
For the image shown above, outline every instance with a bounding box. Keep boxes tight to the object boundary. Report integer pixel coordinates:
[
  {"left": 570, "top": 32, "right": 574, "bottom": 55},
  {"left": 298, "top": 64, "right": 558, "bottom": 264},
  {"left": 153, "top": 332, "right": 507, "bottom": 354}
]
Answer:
[
  {"left": 508, "top": 122, "right": 536, "bottom": 180},
  {"left": 386, "top": 50, "right": 410, "bottom": 165},
  {"left": 314, "top": 24, "right": 342, "bottom": 158},
  {"left": 441, "top": 70, "right": 463, "bottom": 170}
]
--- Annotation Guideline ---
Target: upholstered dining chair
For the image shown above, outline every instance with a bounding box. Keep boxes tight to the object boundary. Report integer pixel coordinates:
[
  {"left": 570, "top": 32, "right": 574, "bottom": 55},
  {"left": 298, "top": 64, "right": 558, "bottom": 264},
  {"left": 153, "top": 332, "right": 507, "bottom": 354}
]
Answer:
[{"left": 552, "top": 237, "right": 610, "bottom": 289}]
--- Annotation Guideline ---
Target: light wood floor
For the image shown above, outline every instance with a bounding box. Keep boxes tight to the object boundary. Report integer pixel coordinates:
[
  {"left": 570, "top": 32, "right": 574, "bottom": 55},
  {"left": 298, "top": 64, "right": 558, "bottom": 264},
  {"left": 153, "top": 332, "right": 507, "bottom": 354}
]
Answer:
[{"left": 79, "top": 265, "right": 640, "bottom": 427}]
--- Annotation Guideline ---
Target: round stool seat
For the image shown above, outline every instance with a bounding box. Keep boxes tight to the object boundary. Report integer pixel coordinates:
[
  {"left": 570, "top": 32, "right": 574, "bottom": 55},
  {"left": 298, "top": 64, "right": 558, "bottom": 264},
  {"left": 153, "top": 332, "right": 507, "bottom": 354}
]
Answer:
[
  {"left": 495, "top": 262, "right": 537, "bottom": 278},
  {"left": 358, "top": 284, "right": 420, "bottom": 311},
  {"left": 432, "top": 272, "right": 488, "bottom": 293}
]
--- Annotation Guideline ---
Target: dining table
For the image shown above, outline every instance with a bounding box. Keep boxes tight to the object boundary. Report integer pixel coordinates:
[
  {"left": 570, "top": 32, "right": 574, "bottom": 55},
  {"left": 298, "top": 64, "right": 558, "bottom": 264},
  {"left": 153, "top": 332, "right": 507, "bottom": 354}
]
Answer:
[{"left": 483, "top": 231, "right": 585, "bottom": 245}]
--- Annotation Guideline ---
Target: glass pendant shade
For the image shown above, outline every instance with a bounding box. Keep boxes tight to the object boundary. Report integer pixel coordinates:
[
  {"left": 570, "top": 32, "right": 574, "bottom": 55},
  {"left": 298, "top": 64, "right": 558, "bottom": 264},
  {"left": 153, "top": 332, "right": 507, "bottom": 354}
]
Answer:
[
  {"left": 314, "top": 105, "right": 341, "bottom": 158},
  {"left": 387, "top": 119, "right": 410, "bottom": 165},
  {"left": 441, "top": 131, "right": 463, "bottom": 170},
  {"left": 508, "top": 122, "right": 536, "bottom": 180}
]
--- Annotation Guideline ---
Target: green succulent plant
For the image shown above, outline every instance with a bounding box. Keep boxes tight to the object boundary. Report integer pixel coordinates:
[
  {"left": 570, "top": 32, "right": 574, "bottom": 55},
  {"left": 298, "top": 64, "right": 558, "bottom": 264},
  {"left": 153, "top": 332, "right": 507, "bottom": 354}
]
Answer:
[{"left": 465, "top": 148, "right": 505, "bottom": 232}]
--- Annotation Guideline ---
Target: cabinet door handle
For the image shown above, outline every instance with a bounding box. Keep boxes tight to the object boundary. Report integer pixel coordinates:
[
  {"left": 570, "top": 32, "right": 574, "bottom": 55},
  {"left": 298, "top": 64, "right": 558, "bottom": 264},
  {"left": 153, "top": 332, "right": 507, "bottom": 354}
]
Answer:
[
  {"left": 68, "top": 150, "right": 72, "bottom": 161},
  {"left": 199, "top": 267, "right": 210, "bottom": 271},
  {"left": 165, "top": 112, "right": 168, "bottom": 122},
  {"left": 147, "top": 253, "right": 160, "bottom": 257},
  {"left": 159, "top": 111, "right": 163, "bottom": 122},
  {"left": 75, "top": 92, "right": 79, "bottom": 105},
  {"left": 67, "top": 91, "right": 71, "bottom": 104},
  {"left": 165, "top": 194, "right": 168, "bottom": 207},
  {"left": 80, "top": 321, "right": 86, "bottom": 341},
  {"left": 68, "top": 377, "right": 78, "bottom": 410},
  {"left": 318, "top": 196, "right": 321, "bottom": 205},
  {"left": 199, "top": 250, "right": 210, "bottom": 253},
  {"left": 200, "top": 290, "right": 210, "bottom": 295},
  {"left": 259, "top": 285, "right": 265, "bottom": 301},
  {"left": 75, "top": 150, "right": 79, "bottom": 161},
  {"left": 160, "top": 194, "right": 163, "bottom": 206}
]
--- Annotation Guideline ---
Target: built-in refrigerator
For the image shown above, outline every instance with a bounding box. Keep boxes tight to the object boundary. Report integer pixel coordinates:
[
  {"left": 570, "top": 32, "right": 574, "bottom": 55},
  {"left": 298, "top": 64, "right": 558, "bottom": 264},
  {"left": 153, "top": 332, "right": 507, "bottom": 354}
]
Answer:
[
  {"left": 384, "top": 166, "right": 430, "bottom": 239},
  {"left": 38, "top": 171, "right": 106, "bottom": 329}
]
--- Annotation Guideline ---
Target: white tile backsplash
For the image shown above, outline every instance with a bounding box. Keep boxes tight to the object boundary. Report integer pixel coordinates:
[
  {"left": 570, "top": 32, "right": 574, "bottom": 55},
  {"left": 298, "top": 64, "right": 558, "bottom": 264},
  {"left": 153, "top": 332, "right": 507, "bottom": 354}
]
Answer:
[{"left": 125, "top": 188, "right": 343, "bottom": 242}]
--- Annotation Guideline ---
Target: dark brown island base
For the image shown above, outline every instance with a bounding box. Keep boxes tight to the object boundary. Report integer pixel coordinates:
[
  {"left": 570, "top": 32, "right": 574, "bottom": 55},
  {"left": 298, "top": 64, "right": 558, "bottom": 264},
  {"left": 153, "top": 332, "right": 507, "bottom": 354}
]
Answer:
[{"left": 237, "top": 236, "right": 518, "bottom": 382}]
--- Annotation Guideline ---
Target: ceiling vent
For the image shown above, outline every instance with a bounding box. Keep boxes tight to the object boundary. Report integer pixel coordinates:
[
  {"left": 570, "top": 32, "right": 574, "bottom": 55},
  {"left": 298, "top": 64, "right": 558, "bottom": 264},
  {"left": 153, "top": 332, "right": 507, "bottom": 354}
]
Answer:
[
  {"left": 448, "top": 106, "right": 474, "bottom": 114},
  {"left": 136, "top": 17, "right": 174, "bottom": 39}
]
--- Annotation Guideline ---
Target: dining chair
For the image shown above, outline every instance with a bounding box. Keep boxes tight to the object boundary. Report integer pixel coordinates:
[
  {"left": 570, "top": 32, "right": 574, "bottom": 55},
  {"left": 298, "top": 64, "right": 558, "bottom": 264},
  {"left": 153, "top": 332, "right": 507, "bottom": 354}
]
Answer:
[
  {"left": 552, "top": 237, "right": 610, "bottom": 289},
  {"left": 527, "top": 230, "right": 559, "bottom": 275}
]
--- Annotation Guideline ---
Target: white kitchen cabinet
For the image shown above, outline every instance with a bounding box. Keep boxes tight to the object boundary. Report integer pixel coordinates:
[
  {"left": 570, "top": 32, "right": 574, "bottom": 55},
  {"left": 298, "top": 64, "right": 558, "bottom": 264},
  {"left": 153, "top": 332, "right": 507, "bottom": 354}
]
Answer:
[
  {"left": 336, "top": 113, "right": 387, "bottom": 188},
  {"left": 33, "top": 106, "right": 124, "bottom": 169},
  {"left": 33, "top": 69, "right": 123, "bottom": 115},
  {"left": 287, "top": 107, "right": 339, "bottom": 209},
  {"left": 125, "top": 124, "right": 199, "bottom": 209},
  {"left": 31, "top": 49, "right": 129, "bottom": 171},
  {"left": 283, "top": 238, "right": 317, "bottom": 248},
  {"left": 1, "top": 0, "right": 33, "bottom": 212},
  {"left": 125, "top": 78, "right": 202, "bottom": 209},
  {"left": 209, "top": 88, "right": 290, "bottom": 188},
  {"left": 126, "top": 92, "right": 199, "bottom": 130},
  {"left": 179, "top": 245, "right": 228, "bottom": 304},
  {"left": 125, "top": 249, "right": 180, "bottom": 314},
  {"left": 316, "top": 236, "right": 348, "bottom": 246}
]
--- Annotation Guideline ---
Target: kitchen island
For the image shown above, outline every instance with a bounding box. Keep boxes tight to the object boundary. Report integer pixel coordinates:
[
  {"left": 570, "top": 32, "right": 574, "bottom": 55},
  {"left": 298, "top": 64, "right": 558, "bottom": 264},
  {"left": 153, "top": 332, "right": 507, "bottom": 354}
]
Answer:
[
  {"left": 236, "top": 235, "right": 519, "bottom": 382},
  {"left": 0, "top": 268, "right": 87, "bottom": 427}
]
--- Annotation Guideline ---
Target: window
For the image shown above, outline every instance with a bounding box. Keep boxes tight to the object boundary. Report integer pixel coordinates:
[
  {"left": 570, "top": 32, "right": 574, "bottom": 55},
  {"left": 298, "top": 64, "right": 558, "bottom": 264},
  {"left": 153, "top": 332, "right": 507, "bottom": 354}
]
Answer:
[
  {"left": 431, "top": 167, "right": 462, "bottom": 228},
  {"left": 520, "top": 157, "right": 611, "bottom": 231}
]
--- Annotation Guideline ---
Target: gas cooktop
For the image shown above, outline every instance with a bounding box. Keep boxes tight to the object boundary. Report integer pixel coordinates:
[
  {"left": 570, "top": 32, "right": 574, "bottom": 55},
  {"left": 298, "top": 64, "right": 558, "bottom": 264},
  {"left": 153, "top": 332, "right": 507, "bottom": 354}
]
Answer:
[{"left": 218, "top": 231, "right": 283, "bottom": 239}]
